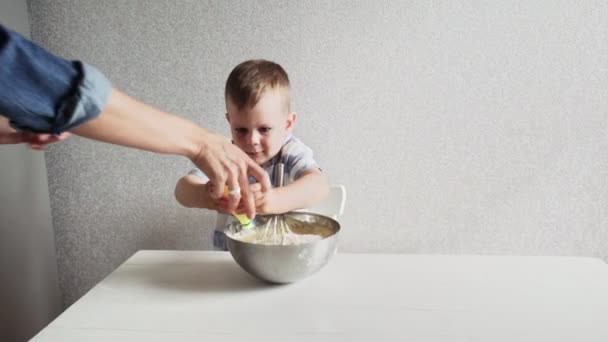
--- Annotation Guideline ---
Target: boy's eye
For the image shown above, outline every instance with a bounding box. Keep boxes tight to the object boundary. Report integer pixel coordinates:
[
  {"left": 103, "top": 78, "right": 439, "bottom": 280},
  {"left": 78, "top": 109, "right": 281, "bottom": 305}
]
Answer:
[
  {"left": 235, "top": 128, "right": 248, "bottom": 135},
  {"left": 259, "top": 127, "right": 272, "bottom": 134}
]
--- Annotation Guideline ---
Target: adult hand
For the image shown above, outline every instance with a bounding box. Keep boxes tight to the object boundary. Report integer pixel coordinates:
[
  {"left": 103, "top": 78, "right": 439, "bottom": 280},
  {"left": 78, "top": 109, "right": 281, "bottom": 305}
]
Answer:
[
  {"left": 67, "top": 89, "right": 271, "bottom": 219},
  {"left": 0, "top": 117, "right": 70, "bottom": 149},
  {"left": 190, "top": 131, "right": 271, "bottom": 219}
]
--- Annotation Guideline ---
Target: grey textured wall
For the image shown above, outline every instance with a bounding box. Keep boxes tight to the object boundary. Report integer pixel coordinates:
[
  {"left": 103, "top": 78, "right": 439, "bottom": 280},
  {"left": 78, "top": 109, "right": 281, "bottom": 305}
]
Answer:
[{"left": 28, "top": 0, "right": 608, "bottom": 307}]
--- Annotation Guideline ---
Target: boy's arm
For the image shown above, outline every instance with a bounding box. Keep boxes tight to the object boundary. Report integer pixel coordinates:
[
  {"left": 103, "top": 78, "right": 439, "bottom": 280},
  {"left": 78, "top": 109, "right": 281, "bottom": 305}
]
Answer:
[
  {"left": 174, "top": 174, "right": 217, "bottom": 209},
  {"left": 262, "top": 169, "right": 329, "bottom": 214}
]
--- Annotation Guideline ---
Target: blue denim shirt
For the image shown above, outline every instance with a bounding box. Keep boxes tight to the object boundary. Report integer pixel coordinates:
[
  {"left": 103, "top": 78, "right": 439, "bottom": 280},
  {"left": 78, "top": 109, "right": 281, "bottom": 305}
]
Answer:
[{"left": 0, "top": 24, "right": 111, "bottom": 134}]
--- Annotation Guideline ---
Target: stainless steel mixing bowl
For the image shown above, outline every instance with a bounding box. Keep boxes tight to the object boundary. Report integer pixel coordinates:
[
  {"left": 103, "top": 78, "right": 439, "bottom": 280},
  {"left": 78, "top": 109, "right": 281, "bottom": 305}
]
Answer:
[{"left": 224, "top": 211, "right": 340, "bottom": 283}]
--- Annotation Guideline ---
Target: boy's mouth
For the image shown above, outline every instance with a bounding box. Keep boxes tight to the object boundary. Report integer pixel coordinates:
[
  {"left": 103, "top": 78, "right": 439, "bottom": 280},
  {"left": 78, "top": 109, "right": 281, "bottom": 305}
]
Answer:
[{"left": 247, "top": 151, "right": 263, "bottom": 157}]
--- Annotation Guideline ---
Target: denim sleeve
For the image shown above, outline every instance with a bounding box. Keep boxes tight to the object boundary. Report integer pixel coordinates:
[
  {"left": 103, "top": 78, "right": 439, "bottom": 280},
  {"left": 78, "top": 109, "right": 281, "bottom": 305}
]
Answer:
[{"left": 0, "top": 24, "right": 111, "bottom": 134}]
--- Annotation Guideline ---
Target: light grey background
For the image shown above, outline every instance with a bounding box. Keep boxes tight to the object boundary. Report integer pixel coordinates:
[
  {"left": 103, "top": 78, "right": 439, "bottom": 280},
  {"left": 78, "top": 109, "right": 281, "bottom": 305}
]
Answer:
[
  {"left": 25, "top": 0, "right": 608, "bottom": 308},
  {"left": 0, "top": 1, "right": 62, "bottom": 341}
]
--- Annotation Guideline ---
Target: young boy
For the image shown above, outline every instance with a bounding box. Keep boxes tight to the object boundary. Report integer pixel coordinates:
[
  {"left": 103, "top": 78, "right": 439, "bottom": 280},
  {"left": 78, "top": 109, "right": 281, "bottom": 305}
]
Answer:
[{"left": 175, "top": 59, "right": 329, "bottom": 250}]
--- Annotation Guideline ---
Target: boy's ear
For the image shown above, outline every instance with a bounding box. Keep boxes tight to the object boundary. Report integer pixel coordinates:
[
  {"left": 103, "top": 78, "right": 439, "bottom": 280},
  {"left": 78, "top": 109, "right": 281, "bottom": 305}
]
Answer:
[
  {"left": 286, "top": 112, "right": 297, "bottom": 131},
  {"left": 225, "top": 112, "right": 230, "bottom": 123}
]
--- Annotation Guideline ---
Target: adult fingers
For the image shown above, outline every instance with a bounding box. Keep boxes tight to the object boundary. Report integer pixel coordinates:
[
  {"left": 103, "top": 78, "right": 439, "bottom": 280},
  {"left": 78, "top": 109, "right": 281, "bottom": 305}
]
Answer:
[
  {"left": 206, "top": 157, "right": 227, "bottom": 200},
  {"left": 223, "top": 160, "right": 242, "bottom": 212},
  {"left": 247, "top": 158, "right": 271, "bottom": 193},
  {"left": 237, "top": 162, "right": 256, "bottom": 219}
]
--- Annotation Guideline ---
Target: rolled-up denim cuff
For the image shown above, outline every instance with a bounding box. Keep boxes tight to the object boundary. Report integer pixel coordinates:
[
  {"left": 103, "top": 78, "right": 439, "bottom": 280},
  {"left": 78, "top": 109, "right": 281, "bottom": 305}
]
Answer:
[{"left": 51, "top": 62, "right": 111, "bottom": 133}]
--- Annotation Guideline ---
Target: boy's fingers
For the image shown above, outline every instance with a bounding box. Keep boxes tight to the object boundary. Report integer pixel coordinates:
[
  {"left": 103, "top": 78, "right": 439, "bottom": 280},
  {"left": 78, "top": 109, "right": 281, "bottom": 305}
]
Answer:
[{"left": 249, "top": 183, "right": 262, "bottom": 192}]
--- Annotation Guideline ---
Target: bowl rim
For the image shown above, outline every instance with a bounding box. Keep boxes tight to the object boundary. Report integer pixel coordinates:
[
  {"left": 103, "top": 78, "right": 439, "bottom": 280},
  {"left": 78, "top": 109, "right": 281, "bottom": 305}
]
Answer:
[{"left": 224, "top": 211, "right": 340, "bottom": 247}]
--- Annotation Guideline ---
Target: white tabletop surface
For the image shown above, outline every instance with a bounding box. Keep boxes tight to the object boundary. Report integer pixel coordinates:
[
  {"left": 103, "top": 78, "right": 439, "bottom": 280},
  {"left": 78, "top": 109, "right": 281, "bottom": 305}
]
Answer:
[{"left": 32, "top": 251, "right": 608, "bottom": 341}]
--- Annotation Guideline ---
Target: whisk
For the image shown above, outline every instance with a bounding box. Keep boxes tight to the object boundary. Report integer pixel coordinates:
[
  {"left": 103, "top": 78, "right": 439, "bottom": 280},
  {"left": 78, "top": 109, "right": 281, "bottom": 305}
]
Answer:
[
  {"left": 257, "top": 151, "right": 300, "bottom": 245},
  {"left": 228, "top": 149, "right": 313, "bottom": 245}
]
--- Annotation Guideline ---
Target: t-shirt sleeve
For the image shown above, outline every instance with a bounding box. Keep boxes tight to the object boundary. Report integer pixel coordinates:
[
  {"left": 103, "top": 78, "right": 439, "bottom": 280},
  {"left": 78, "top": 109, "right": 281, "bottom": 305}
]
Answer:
[{"left": 282, "top": 138, "right": 321, "bottom": 181}]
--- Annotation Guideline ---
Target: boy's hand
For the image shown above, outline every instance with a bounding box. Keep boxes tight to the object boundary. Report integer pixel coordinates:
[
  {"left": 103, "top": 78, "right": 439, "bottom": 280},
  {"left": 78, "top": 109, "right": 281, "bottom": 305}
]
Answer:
[
  {"left": 237, "top": 183, "right": 282, "bottom": 214},
  {"left": 234, "top": 183, "right": 281, "bottom": 215},
  {"left": 233, "top": 183, "right": 263, "bottom": 214}
]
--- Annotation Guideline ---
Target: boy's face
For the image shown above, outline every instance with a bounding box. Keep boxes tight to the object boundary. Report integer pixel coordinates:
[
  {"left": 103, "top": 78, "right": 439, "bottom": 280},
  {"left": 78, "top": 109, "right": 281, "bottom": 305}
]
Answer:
[{"left": 226, "top": 89, "right": 295, "bottom": 165}]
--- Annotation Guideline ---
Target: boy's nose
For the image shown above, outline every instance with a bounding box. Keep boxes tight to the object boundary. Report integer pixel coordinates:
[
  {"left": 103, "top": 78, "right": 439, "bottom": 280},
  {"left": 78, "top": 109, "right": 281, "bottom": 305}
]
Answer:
[{"left": 247, "top": 131, "right": 260, "bottom": 145}]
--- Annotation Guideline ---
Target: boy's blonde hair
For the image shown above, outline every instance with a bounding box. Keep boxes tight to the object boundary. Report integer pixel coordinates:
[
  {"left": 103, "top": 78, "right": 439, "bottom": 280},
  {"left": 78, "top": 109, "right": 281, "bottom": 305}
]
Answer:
[{"left": 225, "top": 59, "right": 291, "bottom": 112}]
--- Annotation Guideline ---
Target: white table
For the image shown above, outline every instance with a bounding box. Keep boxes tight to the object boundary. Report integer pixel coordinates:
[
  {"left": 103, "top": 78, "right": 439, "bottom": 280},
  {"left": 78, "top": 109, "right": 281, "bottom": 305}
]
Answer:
[{"left": 32, "top": 251, "right": 608, "bottom": 341}]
